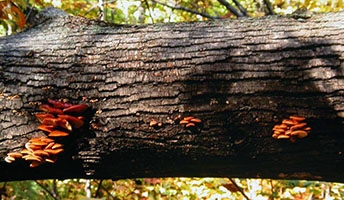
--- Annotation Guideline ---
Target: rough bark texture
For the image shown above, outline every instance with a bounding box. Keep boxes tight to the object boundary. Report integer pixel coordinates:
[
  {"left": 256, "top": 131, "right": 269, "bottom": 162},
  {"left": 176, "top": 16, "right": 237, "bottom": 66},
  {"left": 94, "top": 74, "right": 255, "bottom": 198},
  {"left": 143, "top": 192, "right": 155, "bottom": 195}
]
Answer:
[{"left": 1, "top": 8, "right": 344, "bottom": 182}]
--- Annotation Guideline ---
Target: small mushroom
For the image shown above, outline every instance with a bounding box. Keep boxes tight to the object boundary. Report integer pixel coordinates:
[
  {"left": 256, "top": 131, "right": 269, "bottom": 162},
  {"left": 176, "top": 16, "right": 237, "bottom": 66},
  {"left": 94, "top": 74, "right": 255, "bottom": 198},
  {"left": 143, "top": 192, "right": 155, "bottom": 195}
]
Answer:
[
  {"left": 57, "top": 119, "right": 73, "bottom": 131},
  {"left": 7, "top": 152, "right": 23, "bottom": 159},
  {"left": 48, "top": 130, "right": 69, "bottom": 137},
  {"left": 30, "top": 161, "right": 42, "bottom": 168},
  {"left": 23, "top": 155, "right": 43, "bottom": 162},
  {"left": 63, "top": 104, "right": 88, "bottom": 113},
  {"left": 33, "top": 150, "right": 50, "bottom": 157},
  {"left": 4, "top": 156, "right": 14, "bottom": 163},
  {"left": 44, "top": 149, "right": 64, "bottom": 155},
  {"left": 35, "top": 113, "right": 55, "bottom": 123},
  {"left": 179, "top": 120, "right": 189, "bottom": 124},
  {"left": 51, "top": 143, "right": 63, "bottom": 149},
  {"left": 290, "top": 123, "right": 307, "bottom": 131},
  {"left": 30, "top": 140, "right": 48, "bottom": 146},
  {"left": 183, "top": 117, "right": 194, "bottom": 121},
  {"left": 149, "top": 120, "right": 158, "bottom": 127},
  {"left": 45, "top": 156, "right": 57, "bottom": 163},
  {"left": 44, "top": 142, "right": 55, "bottom": 150},
  {"left": 58, "top": 114, "right": 84, "bottom": 128},
  {"left": 39, "top": 104, "right": 63, "bottom": 114},
  {"left": 186, "top": 123, "right": 195, "bottom": 127},
  {"left": 190, "top": 118, "right": 202, "bottom": 123},
  {"left": 277, "top": 135, "right": 290, "bottom": 139},
  {"left": 291, "top": 130, "right": 308, "bottom": 138},
  {"left": 289, "top": 116, "right": 305, "bottom": 122},
  {"left": 37, "top": 125, "right": 55, "bottom": 133}
]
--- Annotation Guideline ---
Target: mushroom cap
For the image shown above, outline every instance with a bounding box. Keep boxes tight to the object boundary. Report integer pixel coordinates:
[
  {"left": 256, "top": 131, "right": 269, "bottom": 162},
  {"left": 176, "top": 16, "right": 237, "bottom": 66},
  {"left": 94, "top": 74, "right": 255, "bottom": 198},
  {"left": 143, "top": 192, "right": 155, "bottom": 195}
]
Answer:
[
  {"left": 179, "top": 120, "right": 189, "bottom": 124},
  {"left": 44, "top": 148, "right": 64, "bottom": 155},
  {"left": 44, "top": 142, "right": 55, "bottom": 150},
  {"left": 289, "top": 116, "right": 306, "bottom": 121},
  {"left": 186, "top": 123, "right": 196, "bottom": 127},
  {"left": 37, "top": 125, "right": 55, "bottom": 133},
  {"left": 58, "top": 114, "right": 84, "bottom": 128},
  {"left": 30, "top": 140, "right": 48, "bottom": 146},
  {"left": 45, "top": 156, "right": 57, "bottom": 163},
  {"left": 190, "top": 118, "right": 202, "bottom": 123},
  {"left": 40, "top": 137, "right": 55, "bottom": 143},
  {"left": 35, "top": 113, "right": 55, "bottom": 123},
  {"left": 149, "top": 120, "right": 158, "bottom": 126},
  {"left": 57, "top": 119, "right": 73, "bottom": 131},
  {"left": 23, "top": 155, "right": 43, "bottom": 162},
  {"left": 290, "top": 123, "right": 307, "bottom": 131},
  {"left": 51, "top": 143, "right": 63, "bottom": 149},
  {"left": 39, "top": 104, "right": 63, "bottom": 114},
  {"left": 7, "top": 152, "right": 23, "bottom": 159},
  {"left": 183, "top": 117, "right": 194, "bottom": 121},
  {"left": 48, "top": 130, "right": 69, "bottom": 137},
  {"left": 63, "top": 104, "right": 88, "bottom": 113},
  {"left": 282, "top": 119, "right": 297, "bottom": 126},
  {"left": 30, "top": 161, "right": 43, "bottom": 168},
  {"left": 277, "top": 135, "right": 290, "bottom": 139},
  {"left": 33, "top": 150, "right": 50, "bottom": 157}
]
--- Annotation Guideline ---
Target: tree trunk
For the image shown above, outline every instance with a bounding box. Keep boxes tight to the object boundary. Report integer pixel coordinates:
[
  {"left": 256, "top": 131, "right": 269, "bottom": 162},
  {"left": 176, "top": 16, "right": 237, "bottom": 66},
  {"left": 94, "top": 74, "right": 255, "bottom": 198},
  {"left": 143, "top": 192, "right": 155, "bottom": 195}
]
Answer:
[{"left": 1, "top": 8, "right": 344, "bottom": 182}]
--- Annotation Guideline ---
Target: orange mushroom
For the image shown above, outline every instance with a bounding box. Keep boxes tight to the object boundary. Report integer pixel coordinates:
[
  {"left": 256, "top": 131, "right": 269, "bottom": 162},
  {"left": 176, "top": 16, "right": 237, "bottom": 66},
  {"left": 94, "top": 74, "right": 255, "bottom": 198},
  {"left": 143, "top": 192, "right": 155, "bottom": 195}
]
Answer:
[
  {"left": 33, "top": 150, "right": 50, "bottom": 157},
  {"left": 23, "top": 155, "right": 42, "bottom": 162},
  {"left": 7, "top": 152, "right": 23, "bottom": 159},
  {"left": 183, "top": 117, "right": 194, "bottom": 121},
  {"left": 63, "top": 104, "right": 88, "bottom": 113},
  {"left": 179, "top": 120, "right": 189, "bottom": 124},
  {"left": 57, "top": 118, "right": 73, "bottom": 131},
  {"left": 37, "top": 124, "right": 55, "bottom": 133},
  {"left": 35, "top": 113, "right": 55, "bottom": 123},
  {"left": 39, "top": 104, "right": 63, "bottom": 114},
  {"left": 51, "top": 143, "right": 63, "bottom": 149},
  {"left": 190, "top": 118, "right": 202, "bottom": 123},
  {"left": 44, "top": 142, "right": 55, "bottom": 150},
  {"left": 30, "top": 161, "right": 42, "bottom": 168},
  {"left": 48, "top": 130, "right": 69, "bottom": 137},
  {"left": 58, "top": 114, "right": 84, "bottom": 128},
  {"left": 289, "top": 116, "right": 306, "bottom": 121},
  {"left": 44, "top": 149, "right": 64, "bottom": 155},
  {"left": 186, "top": 123, "right": 195, "bottom": 127},
  {"left": 150, "top": 120, "right": 158, "bottom": 126},
  {"left": 45, "top": 156, "right": 57, "bottom": 163},
  {"left": 4, "top": 156, "right": 14, "bottom": 163}
]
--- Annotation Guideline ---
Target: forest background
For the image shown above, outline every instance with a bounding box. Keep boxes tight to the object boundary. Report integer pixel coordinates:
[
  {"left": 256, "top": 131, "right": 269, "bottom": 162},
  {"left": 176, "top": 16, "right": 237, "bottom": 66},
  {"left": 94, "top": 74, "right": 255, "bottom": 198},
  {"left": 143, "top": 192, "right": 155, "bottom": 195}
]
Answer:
[{"left": 1, "top": 0, "right": 344, "bottom": 199}]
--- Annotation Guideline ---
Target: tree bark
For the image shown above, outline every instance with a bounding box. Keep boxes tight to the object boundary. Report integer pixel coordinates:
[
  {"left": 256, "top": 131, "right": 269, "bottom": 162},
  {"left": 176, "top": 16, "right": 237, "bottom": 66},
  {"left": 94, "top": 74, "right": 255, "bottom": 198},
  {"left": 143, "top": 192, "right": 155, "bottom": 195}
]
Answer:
[{"left": 1, "top": 8, "right": 344, "bottom": 182}]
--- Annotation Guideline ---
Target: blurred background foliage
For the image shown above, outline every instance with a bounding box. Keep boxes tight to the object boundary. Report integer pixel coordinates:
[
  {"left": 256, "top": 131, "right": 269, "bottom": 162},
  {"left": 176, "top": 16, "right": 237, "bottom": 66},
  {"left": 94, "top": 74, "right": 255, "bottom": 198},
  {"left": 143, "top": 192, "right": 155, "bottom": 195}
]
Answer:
[
  {"left": 2, "top": 178, "right": 344, "bottom": 199},
  {"left": 1, "top": 0, "right": 344, "bottom": 199},
  {"left": 0, "top": 0, "right": 344, "bottom": 35}
]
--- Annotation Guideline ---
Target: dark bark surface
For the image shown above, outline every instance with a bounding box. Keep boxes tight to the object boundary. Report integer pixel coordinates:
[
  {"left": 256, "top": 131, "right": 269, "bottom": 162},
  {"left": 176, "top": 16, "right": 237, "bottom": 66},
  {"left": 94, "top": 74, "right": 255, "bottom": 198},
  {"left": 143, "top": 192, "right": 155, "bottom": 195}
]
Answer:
[{"left": 1, "top": 8, "right": 344, "bottom": 182}]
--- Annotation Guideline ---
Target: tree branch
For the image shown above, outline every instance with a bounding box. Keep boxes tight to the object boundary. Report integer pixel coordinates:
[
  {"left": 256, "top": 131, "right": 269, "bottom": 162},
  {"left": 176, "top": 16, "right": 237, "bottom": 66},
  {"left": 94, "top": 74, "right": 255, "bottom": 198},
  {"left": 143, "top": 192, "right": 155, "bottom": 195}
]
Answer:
[
  {"left": 151, "top": 0, "right": 222, "bottom": 20},
  {"left": 263, "top": 0, "right": 275, "bottom": 15},
  {"left": 217, "top": 0, "right": 244, "bottom": 17},
  {"left": 144, "top": 0, "right": 155, "bottom": 23},
  {"left": 229, "top": 178, "right": 251, "bottom": 200},
  {"left": 232, "top": 0, "right": 249, "bottom": 16},
  {"left": 35, "top": 180, "right": 60, "bottom": 200}
]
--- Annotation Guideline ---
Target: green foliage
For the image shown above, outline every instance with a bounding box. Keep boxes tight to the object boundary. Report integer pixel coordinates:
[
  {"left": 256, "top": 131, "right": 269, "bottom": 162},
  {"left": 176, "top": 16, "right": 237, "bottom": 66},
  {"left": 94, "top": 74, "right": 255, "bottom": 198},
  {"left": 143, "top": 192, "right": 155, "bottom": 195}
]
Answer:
[
  {"left": 1, "top": 0, "right": 344, "bottom": 36},
  {"left": 2, "top": 178, "right": 344, "bottom": 199}
]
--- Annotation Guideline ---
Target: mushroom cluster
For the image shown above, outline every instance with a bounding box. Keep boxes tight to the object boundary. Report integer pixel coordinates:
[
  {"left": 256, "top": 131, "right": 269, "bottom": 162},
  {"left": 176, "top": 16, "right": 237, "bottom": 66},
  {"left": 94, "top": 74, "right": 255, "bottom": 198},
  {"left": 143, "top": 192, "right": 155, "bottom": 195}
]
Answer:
[
  {"left": 272, "top": 116, "right": 311, "bottom": 142},
  {"left": 178, "top": 116, "right": 202, "bottom": 127},
  {"left": 4, "top": 99, "right": 88, "bottom": 167}
]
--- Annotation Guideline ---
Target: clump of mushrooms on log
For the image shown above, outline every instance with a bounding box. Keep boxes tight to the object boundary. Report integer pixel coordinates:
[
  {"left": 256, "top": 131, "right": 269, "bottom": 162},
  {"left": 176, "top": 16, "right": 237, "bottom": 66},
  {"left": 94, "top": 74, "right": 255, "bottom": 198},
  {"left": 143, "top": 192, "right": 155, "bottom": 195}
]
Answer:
[{"left": 4, "top": 99, "right": 88, "bottom": 167}]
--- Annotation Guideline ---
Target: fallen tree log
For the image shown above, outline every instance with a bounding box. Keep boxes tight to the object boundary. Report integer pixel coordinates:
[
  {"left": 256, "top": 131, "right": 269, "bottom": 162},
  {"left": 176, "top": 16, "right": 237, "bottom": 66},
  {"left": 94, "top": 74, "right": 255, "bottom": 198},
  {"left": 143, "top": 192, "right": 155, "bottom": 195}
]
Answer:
[{"left": 0, "top": 8, "right": 344, "bottom": 182}]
